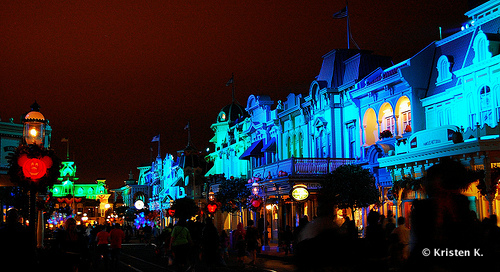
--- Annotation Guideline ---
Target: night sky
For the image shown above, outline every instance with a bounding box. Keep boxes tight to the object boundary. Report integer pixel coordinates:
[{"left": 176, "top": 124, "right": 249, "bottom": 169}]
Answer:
[{"left": 0, "top": 0, "right": 469, "bottom": 189}]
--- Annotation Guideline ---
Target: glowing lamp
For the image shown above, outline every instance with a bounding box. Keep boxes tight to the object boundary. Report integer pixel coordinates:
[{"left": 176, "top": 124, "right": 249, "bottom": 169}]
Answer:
[
  {"left": 208, "top": 191, "right": 215, "bottom": 202},
  {"left": 291, "top": 184, "right": 309, "bottom": 201},
  {"left": 134, "top": 200, "right": 144, "bottom": 210},
  {"left": 207, "top": 203, "right": 217, "bottom": 213},
  {"left": 252, "top": 181, "right": 260, "bottom": 196},
  {"left": 252, "top": 199, "right": 261, "bottom": 208},
  {"left": 23, "top": 102, "right": 47, "bottom": 146},
  {"left": 168, "top": 208, "right": 175, "bottom": 217},
  {"left": 18, "top": 155, "right": 53, "bottom": 180}
]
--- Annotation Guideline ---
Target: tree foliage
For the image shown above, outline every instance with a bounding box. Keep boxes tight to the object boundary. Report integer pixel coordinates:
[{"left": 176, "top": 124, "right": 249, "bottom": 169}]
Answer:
[
  {"left": 171, "top": 197, "right": 199, "bottom": 219},
  {"left": 391, "top": 176, "right": 423, "bottom": 201},
  {"left": 320, "top": 164, "right": 380, "bottom": 210},
  {"left": 211, "top": 175, "right": 250, "bottom": 213}
]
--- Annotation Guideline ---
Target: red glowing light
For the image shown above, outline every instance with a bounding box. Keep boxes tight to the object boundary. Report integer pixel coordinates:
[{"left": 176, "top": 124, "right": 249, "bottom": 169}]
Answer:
[
  {"left": 19, "top": 155, "right": 53, "bottom": 180},
  {"left": 207, "top": 203, "right": 217, "bottom": 213},
  {"left": 168, "top": 209, "right": 175, "bottom": 217},
  {"left": 252, "top": 199, "right": 261, "bottom": 208}
]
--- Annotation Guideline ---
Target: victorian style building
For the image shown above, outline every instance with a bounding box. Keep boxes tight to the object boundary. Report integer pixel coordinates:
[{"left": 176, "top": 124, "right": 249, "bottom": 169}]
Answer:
[
  {"left": 203, "top": 0, "right": 500, "bottom": 235},
  {"left": 136, "top": 0, "right": 500, "bottom": 235}
]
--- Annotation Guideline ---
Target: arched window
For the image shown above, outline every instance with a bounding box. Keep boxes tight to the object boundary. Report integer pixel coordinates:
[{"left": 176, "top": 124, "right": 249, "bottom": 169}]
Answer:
[
  {"left": 468, "top": 93, "right": 476, "bottom": 128},
  {"left": 316, "top": 131, "right": 329, "bottom": 158},
  {"left": 480, "top": 86, "right": 493, "bottom": 126},
  {"left": 379, "top": 103, "right": 395, "bottom": 136},
  {"left": 363, "top": 108, "right": 378, "bottom": 146},
  {"left": 298, "top": 133, "right": 304, "bottom": 158},
  {"left": 473, "top": 30, "right": 491, "bottom": 64},
  {"left": 496, "top": 86, "right": 500, "bottom": 123},
  {"left": 395, "top": 96, "right": 411, "bottom": 136},
  {"left": 436, "top": 55, "right": 453, "bottom": 85},
  {"left": 287, "top": 136, "right": 293, "bottom": 158}
]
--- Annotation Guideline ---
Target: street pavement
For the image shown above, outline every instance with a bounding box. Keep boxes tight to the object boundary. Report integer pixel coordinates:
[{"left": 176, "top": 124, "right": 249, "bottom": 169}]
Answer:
[{"left": 117, "top": 243, "right": 296, "bottom": 272}]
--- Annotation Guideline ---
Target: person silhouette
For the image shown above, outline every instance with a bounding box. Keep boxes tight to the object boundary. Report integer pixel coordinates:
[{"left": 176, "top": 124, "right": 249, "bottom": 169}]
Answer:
[
  {"left": 407, "top": 159, "right": 487, "bottom": 271},
  {"left": 0, "top": 208, "right": 36, "bottom": 269}
]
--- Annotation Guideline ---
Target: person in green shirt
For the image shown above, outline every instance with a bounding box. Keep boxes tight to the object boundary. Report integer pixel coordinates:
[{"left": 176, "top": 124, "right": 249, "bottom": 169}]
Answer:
[{"left": 170, "top": 218, "right": 192, "bottom": 270}]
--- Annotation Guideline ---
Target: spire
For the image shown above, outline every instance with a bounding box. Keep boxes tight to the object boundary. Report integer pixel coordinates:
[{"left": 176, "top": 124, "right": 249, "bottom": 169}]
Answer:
[
  {"left": 226, "top": 73, "right": 235, "bottom": 102},
  {"left": 30, "top": 100, "right": 41, "bottom": 112}
]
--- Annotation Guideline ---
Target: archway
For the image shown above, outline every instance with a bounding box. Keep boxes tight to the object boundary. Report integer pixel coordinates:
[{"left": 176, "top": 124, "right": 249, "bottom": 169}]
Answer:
[
  {"left": 363, "top": 108, "right": 378, "bottom": 146},
  {"left": 395, "top": 96, "right": 411, "bottom": 136},
  {"left": 378, "top": 102, "right": 395, "bottom": 136}
]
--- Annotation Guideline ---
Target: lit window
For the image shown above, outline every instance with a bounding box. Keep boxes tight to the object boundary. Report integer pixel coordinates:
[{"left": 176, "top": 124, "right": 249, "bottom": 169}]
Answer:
[
  {"left": 385, "top": 115, "right": 395, "bottom": 134},
  {"left": 401, "top": 110, "right": 411, "bottom": 133}
]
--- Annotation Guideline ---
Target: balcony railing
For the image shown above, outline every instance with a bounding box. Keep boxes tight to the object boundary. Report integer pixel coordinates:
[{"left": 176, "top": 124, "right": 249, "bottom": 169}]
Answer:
[{"left": 251, "top": 157, "right": 355, "bottom": 179}]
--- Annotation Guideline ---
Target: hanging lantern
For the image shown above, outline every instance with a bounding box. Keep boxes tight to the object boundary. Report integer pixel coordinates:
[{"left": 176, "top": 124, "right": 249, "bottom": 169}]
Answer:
[
  {"left": 208, "top": 191, "right": 215, "bottom": 202},
  {"left": 23, "top": 102, "right": 47, "bottom": 146}
]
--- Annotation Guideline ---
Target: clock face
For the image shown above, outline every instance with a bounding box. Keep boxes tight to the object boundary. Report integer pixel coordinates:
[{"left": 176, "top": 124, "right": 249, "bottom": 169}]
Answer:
[{"left": 291, "top": 187, "right": 309, "bottom": 201}]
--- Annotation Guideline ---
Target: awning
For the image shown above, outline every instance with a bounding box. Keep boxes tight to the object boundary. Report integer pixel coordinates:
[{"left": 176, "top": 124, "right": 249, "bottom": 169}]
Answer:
[
  {"left": 261, "top": 138, "right": 277, "bottom": 153},
  {"left": 239, "top": 140, "right": 264, "bottom": 160}
]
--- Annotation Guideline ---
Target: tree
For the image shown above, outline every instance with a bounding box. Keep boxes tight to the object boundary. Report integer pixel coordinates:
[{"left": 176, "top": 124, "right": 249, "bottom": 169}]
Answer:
[
  {"left": 320, "top": 164, "right": 380, "bottom": 218},
  {"left": 214, "top": 176, "right": 250, "bottom": 213},
  {"left": 171, "top": 197, "right": 199, "bottom": 220}
]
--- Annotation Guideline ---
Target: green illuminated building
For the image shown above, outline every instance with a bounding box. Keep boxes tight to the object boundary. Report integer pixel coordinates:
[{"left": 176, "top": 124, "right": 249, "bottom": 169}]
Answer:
[{"left": 50, "top": 159, "right": 111, "bottom": 223}]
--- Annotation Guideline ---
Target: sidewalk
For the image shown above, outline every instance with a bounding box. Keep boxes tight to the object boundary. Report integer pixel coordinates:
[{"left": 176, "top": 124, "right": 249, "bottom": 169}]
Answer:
[
  {"left": 258, "top": 243, "right": 293, "bottom": 258},
  {"left": 220, "top": 248, "right": 296, "bottom": 272}
]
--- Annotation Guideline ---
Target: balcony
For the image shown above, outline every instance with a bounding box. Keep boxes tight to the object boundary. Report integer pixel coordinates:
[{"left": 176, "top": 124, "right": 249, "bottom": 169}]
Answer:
[{"left": 251, "top": 157, "right": 356, "bottom": 180}]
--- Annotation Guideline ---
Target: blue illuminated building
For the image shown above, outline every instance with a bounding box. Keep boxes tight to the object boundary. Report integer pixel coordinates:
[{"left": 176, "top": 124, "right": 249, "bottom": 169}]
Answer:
[
  {"left": 204, "top": 0, "right": 500, "bottom": 234},
  {"left": 140, "top": 0, "right": 500, "bottom": 233}
]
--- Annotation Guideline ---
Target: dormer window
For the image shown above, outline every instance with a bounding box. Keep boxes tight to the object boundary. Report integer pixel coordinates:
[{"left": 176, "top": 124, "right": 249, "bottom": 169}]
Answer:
[
  {"left": 436, "top": 55, "right": 453, "bottom": 85},
  {"left": 473, "top": 30, "right": 492, "bottom": 63}
]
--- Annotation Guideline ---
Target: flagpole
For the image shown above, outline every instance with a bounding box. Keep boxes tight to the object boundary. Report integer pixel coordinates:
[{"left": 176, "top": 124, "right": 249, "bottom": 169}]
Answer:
[
  {"left": 66, "top": 139, "right": 69, "bottom": 160},
  {"left": 232, "top": 73, "right": 235, "bottom": 103},
  {"left": 187, "top": 122, "right": 191, "bottom": 146},
  {"left": 346, "top": 0, "right": 350, "bottom": 49}
]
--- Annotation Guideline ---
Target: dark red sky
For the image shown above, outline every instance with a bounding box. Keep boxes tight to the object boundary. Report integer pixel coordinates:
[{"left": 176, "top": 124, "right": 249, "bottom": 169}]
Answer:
[{"left": 0, "top": 0, "right": 469, "bottom": 189}]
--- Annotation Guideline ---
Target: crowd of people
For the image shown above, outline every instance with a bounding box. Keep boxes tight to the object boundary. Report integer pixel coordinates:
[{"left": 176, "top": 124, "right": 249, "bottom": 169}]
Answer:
[
  {"left": 3, "top": 160, "right": 500, "bottom": 271},
  {"left": 293, "top": 159, "right": 500, "bottom": 272},
  {"left": 153, "top": 216, "right": 262, "bottom": 272}
]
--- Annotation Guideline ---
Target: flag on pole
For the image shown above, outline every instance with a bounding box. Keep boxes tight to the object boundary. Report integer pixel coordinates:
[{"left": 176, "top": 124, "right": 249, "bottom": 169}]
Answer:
[
  {"left": 333, "top": 6, "right": 347, "bottom": 19},
  {"left": 61, "top": 138, "right": 69, "bottom": 142},
  {"left": 151, "top": 134, "right": 160, "bottom": 142},
  {"left": 184, "top": 122, "right": 190, "bottom": 130},
  {"left": 226, "top": 74, "right": 234, "bottom": 86}
]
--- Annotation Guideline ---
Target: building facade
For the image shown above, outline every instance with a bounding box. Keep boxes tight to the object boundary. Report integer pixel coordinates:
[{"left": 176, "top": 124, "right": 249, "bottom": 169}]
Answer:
[
  {"left": 378, "top": 0, "right": 500, "bottom": 222},
  {"left": 141, "top": 0, "right": 500, "bottom": 234},
  {"left": 50, "top": 159, "right": 112, "bottom": 225}
]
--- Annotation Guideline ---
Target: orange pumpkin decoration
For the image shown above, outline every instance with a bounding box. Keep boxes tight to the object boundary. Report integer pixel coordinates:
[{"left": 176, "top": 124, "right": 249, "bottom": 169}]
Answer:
[
  {"left": 207, "top": 203, "right": 218, "bottom": 213},
  {"left": 18, "top": 155, "right": 53, "bottom": 180}
]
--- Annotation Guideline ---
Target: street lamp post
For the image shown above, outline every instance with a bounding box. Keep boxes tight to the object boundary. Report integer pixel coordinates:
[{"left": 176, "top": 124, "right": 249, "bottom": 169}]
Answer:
[
  {"left": 252, "top": 181, "right": 269, "bottom": 250},
  {"left": 8, "top": 102, "right": 61, "bottom": 249},
  {"left": 24, "top": 103, "right": 47, "bottom": 248}
]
